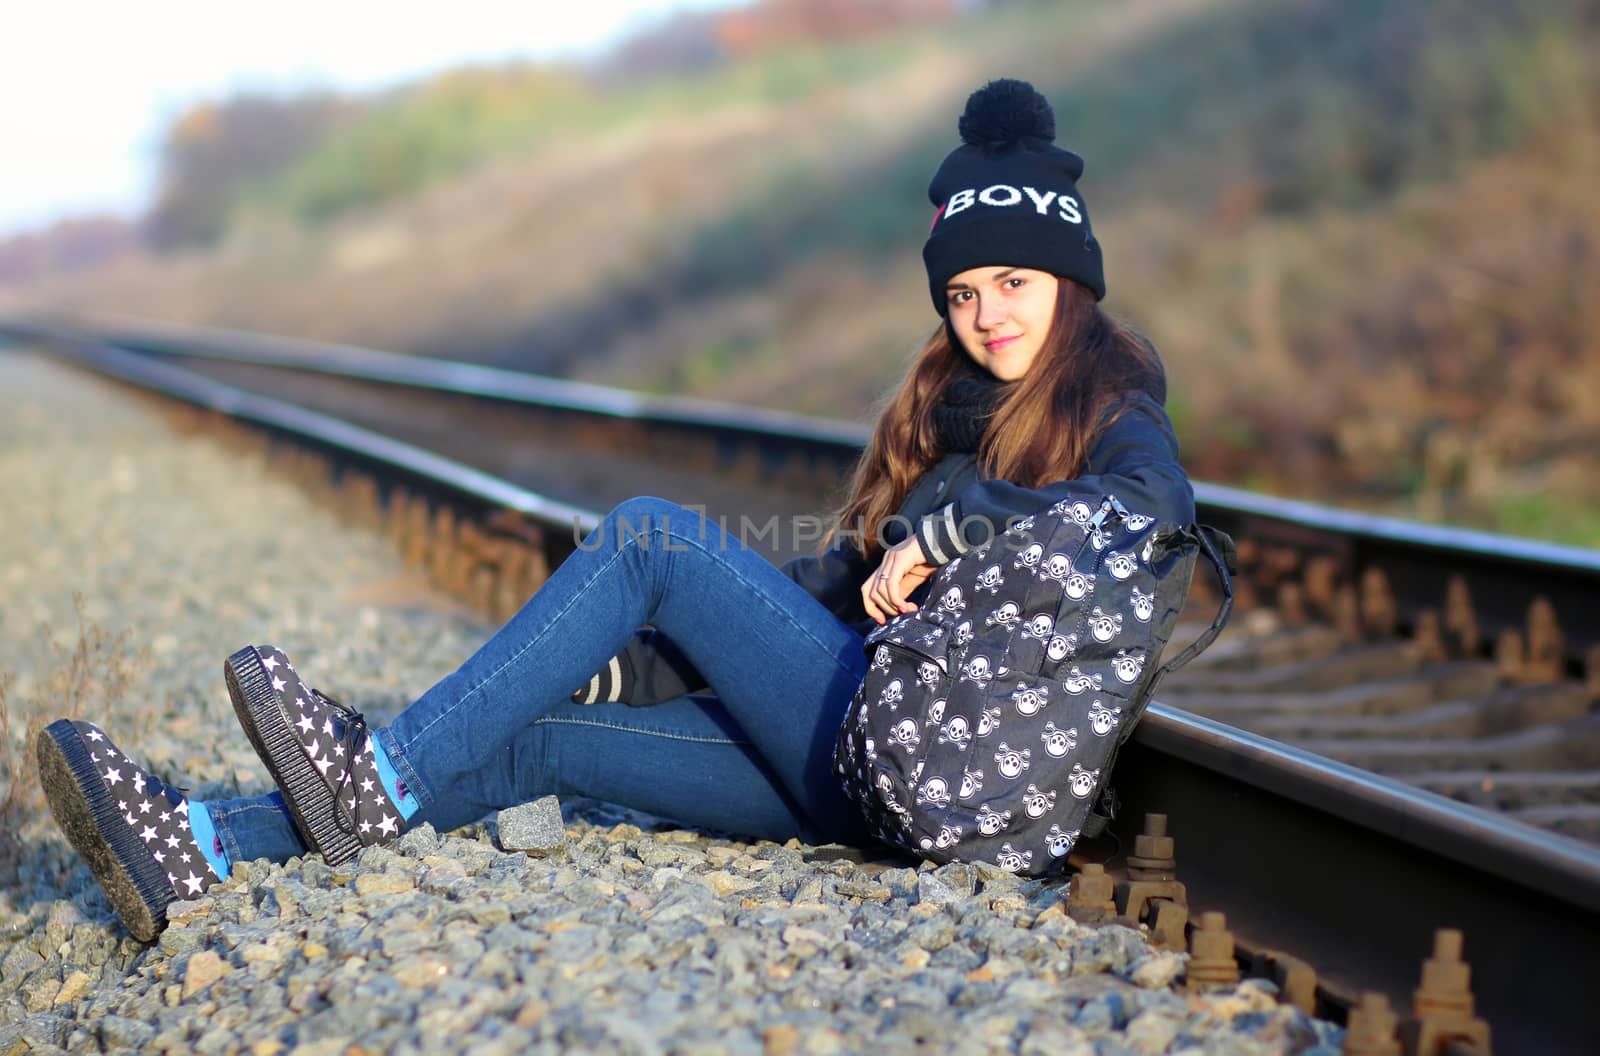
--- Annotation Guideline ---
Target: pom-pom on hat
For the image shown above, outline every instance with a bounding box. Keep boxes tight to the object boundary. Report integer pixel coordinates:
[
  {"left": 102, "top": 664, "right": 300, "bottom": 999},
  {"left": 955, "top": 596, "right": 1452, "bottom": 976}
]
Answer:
[{"left": 922, "top": 79, "right": 1105, "bottom": 314}]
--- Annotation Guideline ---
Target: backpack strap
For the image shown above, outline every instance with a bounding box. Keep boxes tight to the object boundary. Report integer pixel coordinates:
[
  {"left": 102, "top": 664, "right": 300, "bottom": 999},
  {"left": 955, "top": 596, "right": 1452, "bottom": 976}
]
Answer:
[
  {"left": 1146, "top": 524, "right": 1235, "bottom": 688},
  {"left": 1078, "top": 524, "right": 1235, "bottom": 840}
]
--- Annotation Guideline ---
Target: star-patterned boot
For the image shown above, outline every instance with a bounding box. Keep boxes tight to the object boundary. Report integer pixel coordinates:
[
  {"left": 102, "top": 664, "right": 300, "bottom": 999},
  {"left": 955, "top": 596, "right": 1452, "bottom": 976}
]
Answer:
[
  {"left": 223, "top": 644, "right": 408, "bottom": 865},
  {"left": 37, "top": 720, "right": 222, "bottom": 942}
]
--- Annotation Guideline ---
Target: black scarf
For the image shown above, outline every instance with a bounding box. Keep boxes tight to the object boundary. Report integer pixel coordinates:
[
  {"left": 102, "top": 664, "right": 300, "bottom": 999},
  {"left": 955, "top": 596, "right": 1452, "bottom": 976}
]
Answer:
[{"left": 931, "top": 357, "right": 1013, "bottom": 453}]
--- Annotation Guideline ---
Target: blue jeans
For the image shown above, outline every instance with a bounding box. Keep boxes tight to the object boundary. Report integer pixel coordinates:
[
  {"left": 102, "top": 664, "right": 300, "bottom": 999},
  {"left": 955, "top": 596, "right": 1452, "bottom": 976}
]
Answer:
[{"left": 204, "top": 497, "right": 876, "bottom": 864}]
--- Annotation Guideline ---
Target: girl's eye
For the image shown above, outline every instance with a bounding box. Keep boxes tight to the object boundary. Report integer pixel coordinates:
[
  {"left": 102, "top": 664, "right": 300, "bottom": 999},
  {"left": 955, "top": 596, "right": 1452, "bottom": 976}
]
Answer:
[
  {"left": 948, "top": 290, "right": 972, "bottom": 305},
  {"left": 1004, "top": 277, "right": 1025, "bottom": 289}
]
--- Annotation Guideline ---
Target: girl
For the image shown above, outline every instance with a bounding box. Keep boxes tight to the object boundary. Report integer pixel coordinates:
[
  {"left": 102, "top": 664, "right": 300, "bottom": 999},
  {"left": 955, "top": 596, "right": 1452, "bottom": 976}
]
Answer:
[{"left": 38, "top": 79, "right": 1193, "bottom": 941}]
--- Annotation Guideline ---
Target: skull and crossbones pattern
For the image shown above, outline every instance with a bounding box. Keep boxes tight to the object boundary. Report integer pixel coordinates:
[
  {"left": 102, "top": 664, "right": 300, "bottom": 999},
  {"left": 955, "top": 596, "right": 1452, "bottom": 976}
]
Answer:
[
  {"left": 1013, "top": 543, "right": 1044, "bottom": 573},
  {"left": 1020, "top": 612, "right": 1054, "bottom": 643},
  {"left": 1049, "top": 499, "right": 1094, "bottom": 527},
  {"left": 1039, "top": 553, "right": 1073, "bottom": 587},
  {"left": 1040, "top": 721, "right": 1077, "bottom": 758},
  {"left": 1021, "top": 783, "right": 1057, "bottom": 819},
  {"left": 1087, "top": 606, "right": 1123, "bottom": 643},
  {"left": 1062, "top": 666, "right": 1103, "bottom": 695},
  {"left": 1046, "top": 633, "right": 1079, "bottom": 663},
  {"left": 973, "top": 563, "right": 1006, "bottom": 596},
  {"left": 984, "top": 601, "right": 1022, "bottom": 629},
  {"left": 1046, "top": 824, "right": 1080, "bottom": 858},
  {"left": 1064, "top": 571, "right": 1094, "bottom": 600},
  {"left": 994, "top": 843, "right": 1034, "bottom": 873},
  {"left": 1105, "top": 550, "right": 1138, "bottom": 580},
  {"left": 993, "top": 742, "right": 1031, "bottom": 779},
  {"left": 891, "top": 717, "right": 921, "bottom": 750},
  {"left": 1068, "top": 762, "right": 1101, "bottom": 799},
  {"left": 975, "top": 805, "right": 1012, "bottom": 836},
  {"left": 974, "top": 706, "right": 1002, "bottom": 740},
  {"left": 938, "top": 715, "right": 972, "bottom": 751},
  {"left": 960, "top": 654, "right": 995, "bottom": 688},
  {"left": 915, "top": 776, "right": 951, "bottom": 809},
  {"left": 958, "top": 768, "right": 985, "bottom": 799},
  {"left": 951, "top": 621, "right": 974, "bottom": 652},
  {"left": 1010, "top": 680, "right": 1050, "bottom": 717},
  {"left": 1130, "top": 586, "right": 1155, "bottom": 623},
  {"left": 1111, "top": 649, "right": 1145, "bottom": 684},
  {"left": 875, "top": 772, "right": 907, "bottom": 814},
  {"left": 877, "top": 678, "right": 905, "bottom": 711},
  {"left": 1088, "top": 699, "right": 1123, "bottom": 736},
  {"left": 935, "top": 586, "right": 967, "bottom": 620}
]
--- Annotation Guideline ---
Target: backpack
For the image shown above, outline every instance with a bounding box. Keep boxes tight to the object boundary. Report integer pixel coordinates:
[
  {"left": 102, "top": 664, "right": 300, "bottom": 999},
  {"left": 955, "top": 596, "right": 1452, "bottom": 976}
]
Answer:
[{"left": 833, "top": 494, "right": 1235, "bottom": 877}]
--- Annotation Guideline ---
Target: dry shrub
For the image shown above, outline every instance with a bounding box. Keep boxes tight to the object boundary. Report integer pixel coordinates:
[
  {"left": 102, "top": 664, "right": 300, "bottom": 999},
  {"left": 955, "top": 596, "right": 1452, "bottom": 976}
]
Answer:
[{"left": 0, "top": 594, "right": 146, "bottom": 866}]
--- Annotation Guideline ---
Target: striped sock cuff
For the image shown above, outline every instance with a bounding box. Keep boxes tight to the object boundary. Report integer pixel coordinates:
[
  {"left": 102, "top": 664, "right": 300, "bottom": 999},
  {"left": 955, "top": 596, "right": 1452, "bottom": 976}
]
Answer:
[{"left": 573, "top": 653, "right": 628, "bottom": 705}]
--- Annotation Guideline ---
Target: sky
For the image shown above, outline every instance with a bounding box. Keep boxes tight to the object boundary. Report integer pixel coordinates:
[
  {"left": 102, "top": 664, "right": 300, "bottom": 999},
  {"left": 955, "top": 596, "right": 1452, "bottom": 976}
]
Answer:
[{"left": 0, "top": 0, "right": 745, "bottom": 238}]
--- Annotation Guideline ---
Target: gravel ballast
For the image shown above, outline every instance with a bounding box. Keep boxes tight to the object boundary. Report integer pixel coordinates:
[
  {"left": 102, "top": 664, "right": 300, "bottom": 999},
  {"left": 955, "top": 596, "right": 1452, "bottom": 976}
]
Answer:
[{"left": 0, "top": 348, "right": 1343, "bottom": 1054}]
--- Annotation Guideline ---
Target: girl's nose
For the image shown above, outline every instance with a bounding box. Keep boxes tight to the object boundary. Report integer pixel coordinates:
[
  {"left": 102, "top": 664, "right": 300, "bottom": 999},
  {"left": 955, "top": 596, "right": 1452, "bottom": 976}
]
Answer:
[{"left": 976, "top": 297, "right": 1008, "bottom": 331}]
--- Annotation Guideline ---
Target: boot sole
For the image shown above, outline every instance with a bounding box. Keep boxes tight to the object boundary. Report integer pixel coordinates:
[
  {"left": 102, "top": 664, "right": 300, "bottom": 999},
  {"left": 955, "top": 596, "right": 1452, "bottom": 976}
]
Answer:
[
  {"left": 37, "top": 720, "right": 171, "bottom": 942},
  {"left": 224, "top": 646, "right": 364, "bottom": 866}
]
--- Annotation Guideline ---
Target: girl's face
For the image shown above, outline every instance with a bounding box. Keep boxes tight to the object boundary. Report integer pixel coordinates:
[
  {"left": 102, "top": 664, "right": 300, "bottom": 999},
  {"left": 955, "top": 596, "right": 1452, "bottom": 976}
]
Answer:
[{"left": 944, "top": 266, "right": 1060, "bottom": 381}]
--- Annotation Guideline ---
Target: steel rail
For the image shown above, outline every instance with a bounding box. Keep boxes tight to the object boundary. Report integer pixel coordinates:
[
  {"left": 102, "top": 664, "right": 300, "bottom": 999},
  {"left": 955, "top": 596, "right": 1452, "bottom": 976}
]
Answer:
[
  {"left": 30, "top": 310, "right": 1600, "bottom": 663},
  {"left": 10, "top": 324, "right": 1600, "bottom": 1053}
]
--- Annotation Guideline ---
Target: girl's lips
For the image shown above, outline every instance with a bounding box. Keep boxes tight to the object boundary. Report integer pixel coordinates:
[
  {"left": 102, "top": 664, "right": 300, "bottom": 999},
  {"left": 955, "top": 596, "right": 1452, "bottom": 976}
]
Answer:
[{"left": 984, "top": 335, "right": 1019, "bottom": 351}]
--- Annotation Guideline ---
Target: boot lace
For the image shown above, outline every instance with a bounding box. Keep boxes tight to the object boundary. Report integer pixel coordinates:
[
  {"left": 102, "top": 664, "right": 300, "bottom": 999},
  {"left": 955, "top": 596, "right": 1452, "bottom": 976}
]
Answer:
[{"left": 310, "top": 689, "right": 373, "bottom": 837}]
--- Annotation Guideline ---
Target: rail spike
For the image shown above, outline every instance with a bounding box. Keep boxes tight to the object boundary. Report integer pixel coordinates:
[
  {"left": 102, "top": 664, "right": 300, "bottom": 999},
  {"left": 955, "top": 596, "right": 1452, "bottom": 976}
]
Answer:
[
  {"left": 1398, "top": 929, "right": 1492, "bottom": 1055},
  {"left": 1184, "top": 912, "right": 1240, "bottom": 993},
  {"left": 1360, "top": 567, "right": 1397, "bottom": 638},
  {"left": 1442, "top": 575, "right": 1480, "bottom": 656},
  {"left": 1115, "top": 813, "right": 1188, "bottom": 952},
  {"left": 1064, "top": 862, "right": 1117, "bottom": 925},
  {"left": 1524, "top": 597, "right": 1564, "bottom": 684},
  {"left": 1342, "top": 992, "right": 1401, "bottom": 1056}
]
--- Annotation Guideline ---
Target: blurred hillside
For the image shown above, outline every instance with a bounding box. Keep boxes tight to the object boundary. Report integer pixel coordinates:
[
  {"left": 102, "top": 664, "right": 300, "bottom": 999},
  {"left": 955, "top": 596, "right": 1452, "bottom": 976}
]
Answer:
[{"left": 3, "top": 0, "right": 1598, "bottom": 544}]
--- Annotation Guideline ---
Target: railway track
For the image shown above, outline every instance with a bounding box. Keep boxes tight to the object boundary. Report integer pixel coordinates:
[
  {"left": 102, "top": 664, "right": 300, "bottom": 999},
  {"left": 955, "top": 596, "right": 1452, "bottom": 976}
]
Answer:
[{"left": 4, "top": 315, "right": 1599, "bottom": 1053}]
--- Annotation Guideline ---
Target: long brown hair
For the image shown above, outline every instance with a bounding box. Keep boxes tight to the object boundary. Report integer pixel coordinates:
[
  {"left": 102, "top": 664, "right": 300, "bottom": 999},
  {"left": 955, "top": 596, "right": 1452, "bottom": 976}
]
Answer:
[{"left": 825, "top": 280, "right": 1165, "bottom": 558}]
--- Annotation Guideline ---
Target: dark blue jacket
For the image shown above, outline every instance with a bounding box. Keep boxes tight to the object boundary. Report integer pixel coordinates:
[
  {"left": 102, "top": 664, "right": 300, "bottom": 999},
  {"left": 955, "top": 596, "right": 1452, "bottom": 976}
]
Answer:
[
  {"left": 781, "top": 392, "right": 1193, "bottom": 635},
  {"left": 608, "top": 393, "right": 1193, "bottom": 697}
]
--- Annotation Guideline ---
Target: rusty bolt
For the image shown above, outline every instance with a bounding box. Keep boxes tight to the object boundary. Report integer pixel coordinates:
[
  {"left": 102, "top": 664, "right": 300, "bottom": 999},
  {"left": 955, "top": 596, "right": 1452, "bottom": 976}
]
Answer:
[
  {"left": 1342, "top": 992, "right": 1401, "bottom": 1055},
  {"left": 1184, "top": 912, "right": 1239, "bottom": 991},
  {"left": 1065, "top": 863, "right": 1117, "bottom": 924},
  {"left": 1443, "top": 575, "right": 1480, "bottom": 656},
  {"left": 1302, "top": 555, "right": 1340, "bottom": 616},
  {"left": 1411, "top": 609, "right": 1445, "bottom": 664},
  {"left": 1524, "top": 597, "right": 1564, "bottom": 684},
  {"left": 1360, "top": 567, "right": 1396, "bottom": 638},
  {"left": 1277, "top": 582, "right": 1307, "bottom": 628},
  {"left": 1495, "top": 629, "right": 1524, "bottom": 682}
]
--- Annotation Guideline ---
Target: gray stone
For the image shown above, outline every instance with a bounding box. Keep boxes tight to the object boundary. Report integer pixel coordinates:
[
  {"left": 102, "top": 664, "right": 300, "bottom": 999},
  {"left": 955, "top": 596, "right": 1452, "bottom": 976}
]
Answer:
[
  {"left": 156, "top": 921, "right": 209, "bottom": 960},
  {"left": 394, "top": 822, "right": 441, "bottom": 857},
  {"left": 0, "top": 944, "right": 44, "bottom": 985},
  {"left": 98, "top": 1015, "right": 156, "bottom": 1049},
  {"left": 496, "top": 796, "right": 567, "bottom": 856}
]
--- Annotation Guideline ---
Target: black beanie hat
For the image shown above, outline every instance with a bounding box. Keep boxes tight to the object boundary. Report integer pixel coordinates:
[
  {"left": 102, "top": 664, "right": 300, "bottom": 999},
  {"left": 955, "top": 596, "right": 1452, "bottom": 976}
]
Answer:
[{"left": 922, "top": 79, "right": 1105, "bottom": 314}]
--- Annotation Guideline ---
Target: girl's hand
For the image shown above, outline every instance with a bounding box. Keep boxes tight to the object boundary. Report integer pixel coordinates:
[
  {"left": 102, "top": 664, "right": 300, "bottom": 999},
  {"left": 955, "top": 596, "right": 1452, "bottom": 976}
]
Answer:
[{"left": 862, "top": 536, "right": 937, "bottom": 624}]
